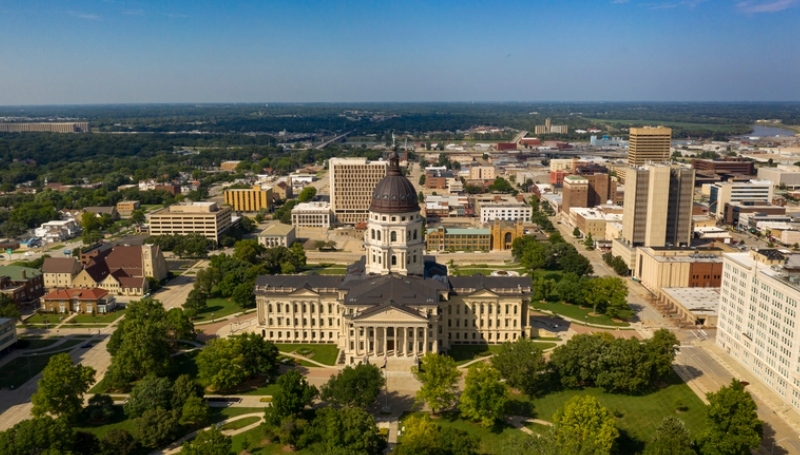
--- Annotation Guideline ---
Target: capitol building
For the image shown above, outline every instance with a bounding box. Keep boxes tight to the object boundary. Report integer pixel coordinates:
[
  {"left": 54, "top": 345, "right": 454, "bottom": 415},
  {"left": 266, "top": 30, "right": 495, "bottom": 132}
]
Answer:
[{"left": 254, "top": 152, "right": 532, "bottom": 363}]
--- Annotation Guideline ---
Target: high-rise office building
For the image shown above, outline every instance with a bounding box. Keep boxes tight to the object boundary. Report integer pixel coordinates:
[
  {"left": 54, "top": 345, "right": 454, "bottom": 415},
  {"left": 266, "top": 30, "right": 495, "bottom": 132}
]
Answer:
[
  {"left": 709, "top": 180, "right": 774, "bottom": 219},
  {"left": 329, "top": 157, "right": 388, "bottom": 225},
  {"left": 561, "top": 175, "right": 589, "bottom": 214},
  {"left": 716, "top": 250, "right": 800, "bottom": 408},
  {"left": 628, "top": 127, "right": 672, "bottom": 166},
  {"left": 612, "top": 164, "right": 695, "bottom": 269}
]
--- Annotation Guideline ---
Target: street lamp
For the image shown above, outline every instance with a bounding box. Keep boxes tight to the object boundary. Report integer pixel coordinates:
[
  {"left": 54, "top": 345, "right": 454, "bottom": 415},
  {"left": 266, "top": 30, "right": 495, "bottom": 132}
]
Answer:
[
  {"left": 584, "top": 315, "right": 588, "bottom": 326},
  {"left": 211, "top": 313, "right": 215, "bottom": 323}
]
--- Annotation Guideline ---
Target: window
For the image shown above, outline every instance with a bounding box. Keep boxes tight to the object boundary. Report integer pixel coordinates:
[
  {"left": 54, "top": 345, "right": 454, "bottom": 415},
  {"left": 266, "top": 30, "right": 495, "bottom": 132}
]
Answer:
[
  {"left": 392, "top": 255, "right": 397, "bottom": 266},
  {"left": 377, "top": 231, "right": 381, "bottom": 241},
  {"left": 391, "top": 231, "right": 397, "bottom": 242},
  {"left": 371, "top": 229, "right": 375, "bottom": 240},
  {"left": 414, "top": 230, "right": 418, "bottom": 240}
]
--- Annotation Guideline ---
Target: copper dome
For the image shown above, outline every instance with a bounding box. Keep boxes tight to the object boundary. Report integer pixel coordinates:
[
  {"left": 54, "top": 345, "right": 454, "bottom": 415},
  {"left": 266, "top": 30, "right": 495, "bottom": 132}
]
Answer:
[{"left": 369, "top": 152, "right": 420, "bottom": 214}]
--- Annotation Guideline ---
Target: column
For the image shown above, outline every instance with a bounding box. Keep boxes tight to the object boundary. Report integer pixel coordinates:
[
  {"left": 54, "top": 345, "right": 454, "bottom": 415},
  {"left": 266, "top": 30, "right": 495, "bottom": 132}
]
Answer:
[
  {"left": 383, "top": 327, "right": 388, "bottom": 356},
  {"left": 355, "top": 326, "right": 360, "bottom": 356},
  {"left": 396, "top": 326, "right": 402, "bottom": 357},
  {"left": 424, "top": 325, "right": 428, "bottom": 354},
  {"left": 413, "top": 327, "right": 418, "bottom": 356},
  {"left": 345, "top": 324, "right": 351, "bottom": 358}
]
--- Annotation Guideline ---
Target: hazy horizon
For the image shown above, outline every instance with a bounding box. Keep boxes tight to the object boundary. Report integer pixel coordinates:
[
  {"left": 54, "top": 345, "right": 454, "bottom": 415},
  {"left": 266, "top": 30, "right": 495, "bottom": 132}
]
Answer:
[{"left": 2, "top": 0, "right": 799, "bottom": 105}]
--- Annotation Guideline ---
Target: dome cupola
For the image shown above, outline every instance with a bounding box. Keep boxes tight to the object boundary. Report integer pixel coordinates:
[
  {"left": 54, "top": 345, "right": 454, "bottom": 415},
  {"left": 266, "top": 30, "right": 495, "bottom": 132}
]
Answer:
[{"left": 369, "top": 152, "right": 419, "bottom": 214}]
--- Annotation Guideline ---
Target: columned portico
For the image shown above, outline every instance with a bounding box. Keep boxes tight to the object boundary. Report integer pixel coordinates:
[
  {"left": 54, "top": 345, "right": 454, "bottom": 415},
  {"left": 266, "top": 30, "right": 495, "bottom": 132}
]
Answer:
[{"left": 347, "top": 322, "right": 431, "bottom": 359}]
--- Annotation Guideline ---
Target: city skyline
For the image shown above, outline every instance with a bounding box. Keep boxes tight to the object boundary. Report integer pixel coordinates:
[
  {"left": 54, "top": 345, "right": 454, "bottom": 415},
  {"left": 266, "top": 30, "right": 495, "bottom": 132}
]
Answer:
[{"left": 1, "top": 0, "right": 799, "bottom": 104}]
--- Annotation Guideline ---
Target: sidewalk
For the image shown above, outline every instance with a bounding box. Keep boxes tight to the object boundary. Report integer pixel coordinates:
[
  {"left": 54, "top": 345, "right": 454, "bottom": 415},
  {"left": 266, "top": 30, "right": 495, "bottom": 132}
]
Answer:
[{"left": 152, "top": 412, "right": 265, "bottom": 455}]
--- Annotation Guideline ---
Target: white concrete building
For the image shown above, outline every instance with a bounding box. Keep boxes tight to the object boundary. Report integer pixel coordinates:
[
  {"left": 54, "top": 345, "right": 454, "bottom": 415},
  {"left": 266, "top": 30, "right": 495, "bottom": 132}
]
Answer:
[
  {"left": 711, "top": 180, "right": 774, "bottom": 219},
  {"left": 257, "top": 224, "right": 297, "bottom": 248},
  {"left": 717, "top": 250, "right": 800, "bottom": 408},
  {"left": 479, "top": 202, "right": 532, "bottom": 223},
  {"left": 291, "top": 202, "right": 332, "bottom": 228},
  {"left": 34, "top": 219, "right": 82, "bottom": 243},
  {"left": 758, "top": 168, "right": 800, "bottom": 190}
]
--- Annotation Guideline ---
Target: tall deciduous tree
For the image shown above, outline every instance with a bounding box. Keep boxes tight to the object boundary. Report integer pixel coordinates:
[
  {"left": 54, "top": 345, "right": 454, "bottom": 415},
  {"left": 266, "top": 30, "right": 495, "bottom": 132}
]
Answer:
[
  {"left": 266, "top": 370, "right": 318, "bottom": 426},
  {"left": 124, "top": 374, "right": 173, "bottom": 418},
  {"left": 0, "top": 416, "right": 75, "bottom": 455},
  {"left": 320, "top": 363, "right": 385, "bottom": 409},
  {"left": 0, "top": 294, "right": 21, "bottom": 321},
  {"left": 646, "top": 329, "right": 679, "bottom": 382},
  {"left": 31, "top": 353, "right": 96, "bottom": 423},
  {"left": 197, "top": 333, "right": 279, "bottom": 391},
  {"left": 106, "top": 298, "right": 172, "bottom": 387},
  {"left": 697, "top": 379, "right": 762, "bottom": 455},
  {"left": 181, "top": 426, "right": 232, "bottom": 455},
  {"left": 459, "top": 363, "right": 507, "bottom": 427},
  {"left": 297, "top": 186, "right": 317, "bottom": 202},
  {"left": 308, "top": 407, "right": 385, "bottom": 455},
  {"left": 396, "top": 414, "right": 480, "bottom": 455},
  {"left": 552, "top": 395, "right": 619, "bottom": 454},
  {"left": 643, "top": 417, "right": 696, "bottom": 455},
  {"left": 412, "top": 353, "right": 460, "bottom": 415},
  {"left": 491, "top": 338, "right": 548, "bottom": 396},
  {"left": 134, "top": 407, "right": 181, "bottom": 449}
]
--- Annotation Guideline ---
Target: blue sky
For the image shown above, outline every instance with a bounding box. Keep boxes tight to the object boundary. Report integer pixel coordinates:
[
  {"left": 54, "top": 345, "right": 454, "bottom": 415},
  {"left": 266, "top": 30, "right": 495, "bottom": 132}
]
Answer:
[{"left": 1, "top": 0, "right": 799, "bottom": 104}]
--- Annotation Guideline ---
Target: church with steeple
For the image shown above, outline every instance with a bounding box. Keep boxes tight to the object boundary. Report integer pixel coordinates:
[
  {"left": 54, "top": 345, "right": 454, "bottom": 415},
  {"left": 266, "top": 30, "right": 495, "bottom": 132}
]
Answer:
[{"left": 254, "top": 152, "right": 531, "bottom": 363}]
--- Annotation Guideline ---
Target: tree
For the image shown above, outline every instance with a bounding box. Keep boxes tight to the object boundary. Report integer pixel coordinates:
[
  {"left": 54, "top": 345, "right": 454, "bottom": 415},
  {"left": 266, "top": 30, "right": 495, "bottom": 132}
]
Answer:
[
  {"left": 100, "top": 429, "right": 141, "bottom": 455},
  {"left": 697, "top": 379, "right": 762, "bottom": 455},
  {"left": 646, "top": 329, "right": 679, "bottom": 383},
  {"left": 297, "top": 186, "right": 317, "bottom": 203},
  {"left": 550, "top": 333, "right": 610, "bottom": 388},
  {"left": 419, "top": 174, "right": 426, "bottom": 185},
  {"left": 572, "top": 227, "right": 581, "bottom": 238},
  {"left": 105, "top": 298, "right": 172, "bottom": 387},
  {"left": 491, "top": 338, "right": 548, "bottom": 395},
  {"left": 459, "top": 363, "right": 507, "bottom": 427},
  {"left": 0, "top": 416, "right": 74, "bottom": 455},
  {"left": 124, "top": 375, "right": 174, "bottom": 418},
  {"left": 197, "top": 333, "right": 279, "bottom": 391},
  {"left": 196, "top": 337, "right": 248, "bottom": 391},
  {"left": 583, "top": 276, "right": 629, "bottom": 318},
  {"left": 84, "top": 394, "right": 116, "bottom": 423},
  {"left": 307, "top": 407, "right": 385, "bottom": 455},
  {"left": 396, "top": 414, "right": 480, "bottom": 455},
  {"left": 73, "top": 431, "right": 102, "bottom": 455},
  {"left": 165, "top": 307, "right": 196, "bottom": 346},
  {"left": 134, "top": 407, "right": 181, "bottom": 449},
  {"left": 644, "top": 417, "right": 696, "bottom": 455},
  {"left": 131, "top": 209, "right": 146, "bottom": 224},
  {"left": 266, "top": 370, "right": 318, "bottom": 426},
  {"left": 595, "top": 337, "right": 652, "bottom": 394},
  {"left": 552, "top": 395, "right": 619, "bottom": 454},
  {"left": 584, "top": 233, "right": 594, "bottom": 249},
  {"left": 31, "top": 353, "right": 96, "bottom": 423},
  {"left": 412, "top": 353, "right": 460, "bottom": 415},
  {"left": 172, "top": 374, "right": 204, "bottom": 410},
  {"left": 184, "top": 288, "right": 208, "bottom": 315},
  {"left": 0, "top": 294, "right": 21, "bottom": 321},
  {"left": 320, "top": 363, "right": 385, "bottom": 409},
  {"left": 180, "top": 395, "right": 210, "bottom": 426},
  {"left": 181, "top": 426, "right": 232, "bottom": 455}
]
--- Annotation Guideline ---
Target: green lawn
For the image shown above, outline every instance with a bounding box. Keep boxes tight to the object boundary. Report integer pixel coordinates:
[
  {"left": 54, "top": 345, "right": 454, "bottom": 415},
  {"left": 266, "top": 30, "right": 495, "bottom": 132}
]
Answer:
[
  {"left": 193, "top": 297, "right": 244, "bottom": 323},
  {"left": 446, "top": 344, "right": 502, "bottom": 366},
  {"left": 77, "top": 406, "right": 264, "bottom": 441},
  {"left": 0, "top": 346, "right": 88, "bottom": 388},
  {"left": 521, "top": 377, "right": 707, "bottom": 452},
  {"left": 220, "top": 416, "right": 261, "bottom": 431},
  {"left": 274, "top": 343, "right": 340, "bottom": 366},
  {"left": 230, "top": 425, "right": 306, "bottom": 455},
  {"left": 530, "top": 342, "right": 557, "bottom": 351},
  {"left": 399, "top": 412, "right": 520, "bottom": 455},
  {"left": 46, "top": 244, "right": 65, "bottom": 250},
  {"left": 531, "top": 301, "right": 630, "bottom": 327},
  {"left": 17, "top": 337, "right": 61, "bottom": 350},
  {"left": 302, "top": 264, "right": 348, "bottom": 276},
  {"left": 23, "top": 313, "right": 65, "bottom": 325},
  {"left": 72, "top": 309, "right": 126, "bottom": 324},
  {"left": 31, "top": 338, "right": 86, "bottom": 354}
]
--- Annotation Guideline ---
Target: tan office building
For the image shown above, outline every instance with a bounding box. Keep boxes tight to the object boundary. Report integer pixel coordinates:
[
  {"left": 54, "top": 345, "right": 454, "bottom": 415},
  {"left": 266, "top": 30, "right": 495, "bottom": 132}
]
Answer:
[
  {"left": 116, "top": 200, "right": 140, "bottom": 217},
  {"left": 469, "top": 166, "right": 496, "bottom": 180},
  {"left": 329, "top": 157, "right": 388, "bottom": 225},
  {"left": 628, "top": 127, "right": 672, "bottom": 166},
  {"left": 561, "top": 175, "right": 589, "bottom": 214},
  {"left": 613, "top": 164, "right": 695, "bottom": 269},
  {"left": 148, "top": 202, "right": 232, "bottom": 241},
  {"left": 224, "top": 185, "right": 273, "bottom": 212}
]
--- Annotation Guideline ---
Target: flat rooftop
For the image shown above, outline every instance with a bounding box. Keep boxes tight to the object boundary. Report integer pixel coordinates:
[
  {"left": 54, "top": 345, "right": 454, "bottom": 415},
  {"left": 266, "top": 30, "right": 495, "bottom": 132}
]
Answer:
[{"left": 661, "top": 288, "right": 720, "bottom": 316}]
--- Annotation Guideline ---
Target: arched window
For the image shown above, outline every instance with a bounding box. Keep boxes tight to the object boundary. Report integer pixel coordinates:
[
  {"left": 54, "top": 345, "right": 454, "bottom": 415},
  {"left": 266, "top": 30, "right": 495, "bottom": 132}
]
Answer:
[
  {"left": 268, "top": 304, "right": 273, "bottom": 312},
  {"left": 391, "top": 231, "right": 397, "bottom": 242},
  {"left": 391, "top": 255, "right": 397, "bottom": 265},
  {"left": 371, "top": 229, "right": 375, "bottom": 240},
  {"left": 377, "top": 231, "right": 381, "bottom": 241}
]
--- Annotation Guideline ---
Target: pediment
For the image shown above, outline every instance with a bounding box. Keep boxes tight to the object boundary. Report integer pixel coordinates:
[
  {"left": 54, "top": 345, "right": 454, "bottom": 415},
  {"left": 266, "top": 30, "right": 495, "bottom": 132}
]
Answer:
[
  {"left": 466, "top": 288, "right": 498, "bottom": 298},
  {"left": 353, "top": 306, "right": 428, "bottom": 323},
  {"left": 288, "top": 288, "right": 320, "bottom": 297}
]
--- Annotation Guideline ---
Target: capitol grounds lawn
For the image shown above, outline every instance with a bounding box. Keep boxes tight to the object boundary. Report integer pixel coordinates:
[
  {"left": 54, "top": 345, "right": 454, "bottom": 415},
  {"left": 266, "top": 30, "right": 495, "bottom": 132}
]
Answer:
[
  {"left": 192, "top": 297, "right": 243, "bottom": 323},
  {"left": 230, "top": 425, "right": 313, "bottom": 455},
  {"left": 76, "top": 405, "right": 264, "bottom": 440},
  {"left": 395, "top": 371, "right": 707, "bottom": 454},
  {"left": 531, "top": 300, "right": 630, "bottom": 327},
  {"left": 446, "top": 342, "right": 557, "bottom": 367},
  {"left": 0, "top": 339, "right": 88, "bottom": 389},
  {"left": 302, "top": 264, "right": 348, "bottom": 275},
  {"left": 71, "top": 308, "right": 127, "bottom": 324},
  {"left": 274, "top": 343, "right": 339, "bottom": 366}
]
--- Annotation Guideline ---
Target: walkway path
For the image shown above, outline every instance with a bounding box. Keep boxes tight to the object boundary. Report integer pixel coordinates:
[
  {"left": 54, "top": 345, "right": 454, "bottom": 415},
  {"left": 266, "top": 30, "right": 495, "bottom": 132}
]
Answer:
[
  {"left": 532, "top": 309, "right": 635, "bottom": 331},
  {"left": 151, "top": 412, "right": 265, "bottom": 455},
  {"left": 505, "top": 415, "right": 553, "bottom": 436}
]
